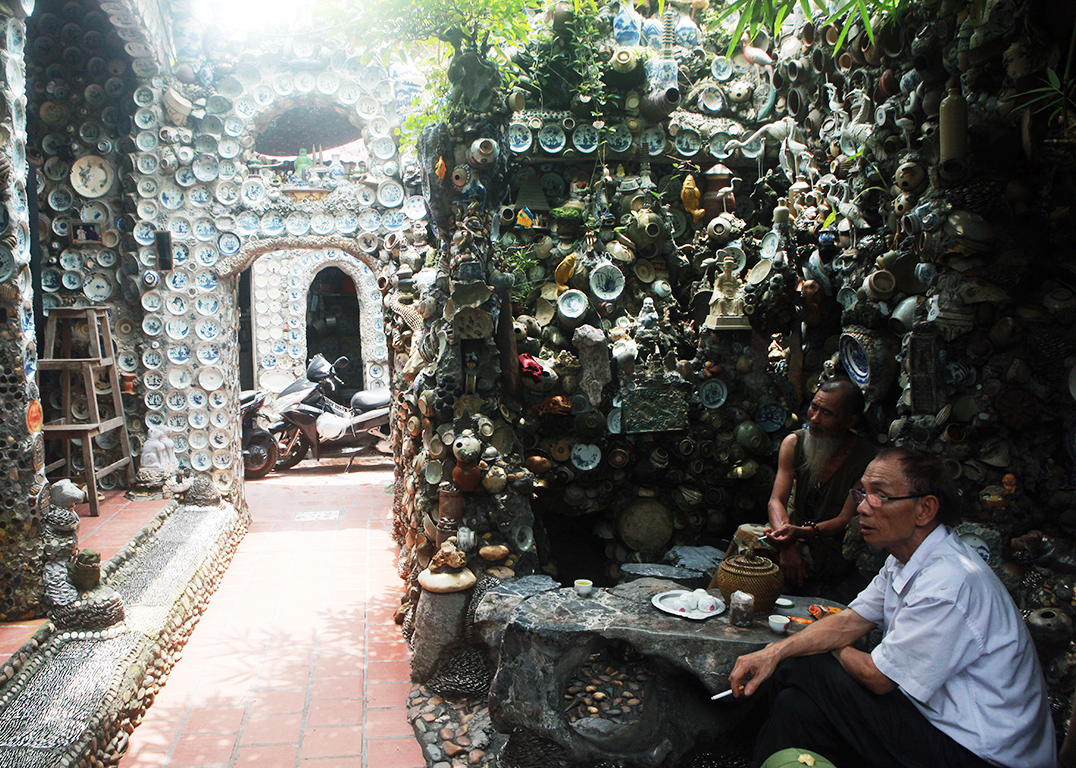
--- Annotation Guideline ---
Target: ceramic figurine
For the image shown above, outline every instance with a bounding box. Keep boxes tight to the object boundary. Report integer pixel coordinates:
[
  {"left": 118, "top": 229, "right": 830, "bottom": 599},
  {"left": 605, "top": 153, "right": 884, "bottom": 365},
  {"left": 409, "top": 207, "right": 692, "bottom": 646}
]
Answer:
[
  {"left": 740, "top": 32, "right": 774, "bottom": 87},
  {"left": 680, "top": 174, "right": 704, "bottom": 222},
  {"left": 705, "top": 254, "right": 751, "bottom": 330},
  {"left": 293, "top": 148, "right": 313, "bottom": 181},
  {"left": 133, "top": 426, "right": 181, "bottom": 494}
]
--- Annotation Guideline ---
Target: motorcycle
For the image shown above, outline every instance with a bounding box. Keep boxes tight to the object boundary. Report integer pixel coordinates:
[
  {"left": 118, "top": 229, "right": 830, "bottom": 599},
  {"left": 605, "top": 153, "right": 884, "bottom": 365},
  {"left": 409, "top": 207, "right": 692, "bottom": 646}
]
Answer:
[
  {"left": 269, "top": 354, "right": 392, "bottom": 471},
  {"left": 241, "top": 389, "right": 279, "bottom": 479}
]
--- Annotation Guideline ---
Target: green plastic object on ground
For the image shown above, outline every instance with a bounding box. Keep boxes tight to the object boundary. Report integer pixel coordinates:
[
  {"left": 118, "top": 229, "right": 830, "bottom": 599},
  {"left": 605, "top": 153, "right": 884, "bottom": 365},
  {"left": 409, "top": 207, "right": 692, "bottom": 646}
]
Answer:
[{"left": 760, "top": 748, "right": 838, "bottom": 768}]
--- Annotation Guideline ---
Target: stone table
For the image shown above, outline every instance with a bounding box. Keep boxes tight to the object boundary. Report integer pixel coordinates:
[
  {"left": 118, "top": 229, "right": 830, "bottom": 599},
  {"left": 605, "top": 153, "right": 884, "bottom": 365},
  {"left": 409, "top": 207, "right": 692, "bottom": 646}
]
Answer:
[{"left": 476, "top": 577, "right": 842, "bottom": 768}]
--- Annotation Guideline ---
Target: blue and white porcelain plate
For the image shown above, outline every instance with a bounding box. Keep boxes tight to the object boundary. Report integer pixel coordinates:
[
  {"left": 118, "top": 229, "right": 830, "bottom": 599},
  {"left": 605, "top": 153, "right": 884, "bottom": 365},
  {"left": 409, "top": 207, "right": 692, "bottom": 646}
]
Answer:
[
  {"left": 235, "top": 211, "right": 258, "bottom": 235},
  {"left": 607, "top": 125, "right": 632, "bottom": 154},
  {"left": 700, "top": 379, "right": 728, "bottom": 409},
  {"left": 142, "top": 349, "right": 163, "bottom": 369},
  {"left": 167, "top": 343, "right": 192, "bottom": 365},
  {"left": 165, "top": 271, "right": 189, "bottom": 291},
  {"left": 756, "top": 403, "right": 787, "bottom": 433},
  {"left": 383, "top": 210, "right": 407, "bottom": 231},
  {"left": 641, "top": 126, "right": 665, "bottom": 156},
  {"left": 197, "top": 343, "right": 221, "bottom": 365},
  {"left": 570, "top": 443, "right": 602, "bottom": 471},
  {"left": 538, "top": 124, "right": 566, "bottom": 154},
  {"left": 572, "top": 124, "right": 599, "bottom": 153},
  {"left": 196, "top": 295, "right": 220, "bottom": 316},
  {"left": 508, "top": 123, "right": 531, "bottom": 153},
  {"left": 336, "top": 211, "right": 359, "bottom": 233},
  {"left": 839, "top": 333, "right": 871, "bottom": 387},
  {"left": 674, "top": 128, "right": 702, "bottom": 157},
  {"left": 711, "top": 56, "right": 734, "bottom": 80},
  {"left": 261, "top": 213, "right": 284, "bottom": 236}
]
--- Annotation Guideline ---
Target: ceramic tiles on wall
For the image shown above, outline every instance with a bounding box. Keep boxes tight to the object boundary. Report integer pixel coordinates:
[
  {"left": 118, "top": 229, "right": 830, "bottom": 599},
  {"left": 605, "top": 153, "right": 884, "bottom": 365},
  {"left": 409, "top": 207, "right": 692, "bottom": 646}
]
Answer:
[
  {"left": 119, "top": 41, "right": 418, "bottom": 495},
  {"left": 250, "top": 248, "right": 388, "bottom": 393}
]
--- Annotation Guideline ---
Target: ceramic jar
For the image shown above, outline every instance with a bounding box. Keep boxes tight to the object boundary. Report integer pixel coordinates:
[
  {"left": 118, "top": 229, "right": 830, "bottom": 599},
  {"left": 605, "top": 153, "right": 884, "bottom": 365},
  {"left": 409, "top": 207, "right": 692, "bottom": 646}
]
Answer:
[
  {"left": 709, "top": 554, "right": 784, "bottom": 613},
  {"left": 469, "top": 137, "right": 499, "bottom": 168},
  {"left": 938, "top": 86, "right": 968, "bottom": 181}
]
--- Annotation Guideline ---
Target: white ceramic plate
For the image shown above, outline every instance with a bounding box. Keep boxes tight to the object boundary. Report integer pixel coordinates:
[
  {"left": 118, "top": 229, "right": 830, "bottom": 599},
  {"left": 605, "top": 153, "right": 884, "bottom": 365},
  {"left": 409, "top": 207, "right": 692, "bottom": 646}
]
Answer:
[{"left": 652, "top": 590, "right": 725, "bottom": 620}]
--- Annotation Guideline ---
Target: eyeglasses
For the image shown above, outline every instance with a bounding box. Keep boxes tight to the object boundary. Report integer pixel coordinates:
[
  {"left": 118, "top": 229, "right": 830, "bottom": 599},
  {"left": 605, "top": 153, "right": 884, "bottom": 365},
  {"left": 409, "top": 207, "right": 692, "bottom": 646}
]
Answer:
[{"left": 850, "top": 488, "right": 929, "bottom": 508}]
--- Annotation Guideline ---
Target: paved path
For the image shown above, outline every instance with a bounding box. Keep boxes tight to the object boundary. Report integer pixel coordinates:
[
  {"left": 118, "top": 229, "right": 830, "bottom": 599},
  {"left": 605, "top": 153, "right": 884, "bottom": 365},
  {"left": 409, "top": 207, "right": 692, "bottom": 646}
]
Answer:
[{"left": 120, "top": 461, "right": 424, "bottom": 768}]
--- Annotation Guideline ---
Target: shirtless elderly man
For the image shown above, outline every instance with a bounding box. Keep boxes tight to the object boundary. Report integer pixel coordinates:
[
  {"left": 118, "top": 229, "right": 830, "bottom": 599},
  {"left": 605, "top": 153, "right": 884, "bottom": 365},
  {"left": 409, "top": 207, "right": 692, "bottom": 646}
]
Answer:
[{"left": 731, "top": 447, "right": 1055, "bottom": 768}]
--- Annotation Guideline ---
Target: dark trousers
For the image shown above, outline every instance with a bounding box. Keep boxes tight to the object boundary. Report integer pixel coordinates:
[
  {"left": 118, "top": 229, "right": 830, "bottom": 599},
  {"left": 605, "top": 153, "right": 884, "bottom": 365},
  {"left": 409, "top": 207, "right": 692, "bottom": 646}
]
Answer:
[{"left": 752, "top": 653, "right": 997, "bottom": 768}]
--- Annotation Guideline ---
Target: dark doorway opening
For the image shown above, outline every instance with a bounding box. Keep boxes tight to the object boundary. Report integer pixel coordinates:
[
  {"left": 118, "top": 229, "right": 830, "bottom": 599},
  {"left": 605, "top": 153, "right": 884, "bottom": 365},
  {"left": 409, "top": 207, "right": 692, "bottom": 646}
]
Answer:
[{"left": 307, "top": 267, "right": 363, "bottom": 395}]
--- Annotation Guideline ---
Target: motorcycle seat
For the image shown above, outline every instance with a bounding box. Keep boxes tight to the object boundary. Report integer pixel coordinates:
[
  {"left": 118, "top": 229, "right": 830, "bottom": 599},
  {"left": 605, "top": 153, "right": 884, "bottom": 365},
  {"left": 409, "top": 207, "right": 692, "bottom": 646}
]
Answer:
[{"left": 350, "top": 388, "right": 391, "bottom": 411}]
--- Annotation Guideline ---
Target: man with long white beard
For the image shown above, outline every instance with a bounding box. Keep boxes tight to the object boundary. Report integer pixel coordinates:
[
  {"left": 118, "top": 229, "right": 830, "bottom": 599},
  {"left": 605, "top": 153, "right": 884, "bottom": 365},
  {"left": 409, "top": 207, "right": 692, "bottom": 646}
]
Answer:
[{"left": 765, "top": 379, "right": 875, "bottom": 595}]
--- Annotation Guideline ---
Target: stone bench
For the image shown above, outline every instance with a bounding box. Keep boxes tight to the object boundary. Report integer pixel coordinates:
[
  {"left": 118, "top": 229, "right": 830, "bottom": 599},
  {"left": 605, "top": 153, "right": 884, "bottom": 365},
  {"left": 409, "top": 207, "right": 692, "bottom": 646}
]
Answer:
[{"left": 475, "top": 576, "right": 840, "bottom": 767}]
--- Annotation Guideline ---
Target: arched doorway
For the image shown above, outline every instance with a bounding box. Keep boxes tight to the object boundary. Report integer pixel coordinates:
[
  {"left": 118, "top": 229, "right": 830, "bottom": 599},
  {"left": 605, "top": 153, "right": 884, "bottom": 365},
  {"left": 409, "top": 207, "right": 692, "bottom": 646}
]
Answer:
[
  {"left": 224, "top": 239, "right": 390, "bottom": 395},
  {"left": 307, "top": 266, "right": 363, "bottom": 393}
]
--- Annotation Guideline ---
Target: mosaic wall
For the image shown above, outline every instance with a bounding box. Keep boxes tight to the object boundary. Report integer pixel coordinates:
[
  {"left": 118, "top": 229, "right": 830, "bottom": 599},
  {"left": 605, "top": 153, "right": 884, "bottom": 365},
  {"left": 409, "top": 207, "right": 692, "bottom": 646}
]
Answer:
[
  {"left": 249, "top": 247, "right": 388, "bottom": 393},
  {"left": 26, "top": 0, "right": 419, "bottom": 500},
  {"left": 0, "top": 8, "right": 46, "bottom": 622},
  {"left": 27, "top": 0, "right": 152, "bottom": 492}
]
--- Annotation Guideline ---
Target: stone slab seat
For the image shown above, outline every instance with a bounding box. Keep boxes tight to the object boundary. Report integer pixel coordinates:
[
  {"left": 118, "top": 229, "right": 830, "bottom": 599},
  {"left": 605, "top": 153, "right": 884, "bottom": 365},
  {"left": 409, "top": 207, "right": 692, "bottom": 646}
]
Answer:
[{"left": 476, "top": 576, "right": 842, "bottom": 768}]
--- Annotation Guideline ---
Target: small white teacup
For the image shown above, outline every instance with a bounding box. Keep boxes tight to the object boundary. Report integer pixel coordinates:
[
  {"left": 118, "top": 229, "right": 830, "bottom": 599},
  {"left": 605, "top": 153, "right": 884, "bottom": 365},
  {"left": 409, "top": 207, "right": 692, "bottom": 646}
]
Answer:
[
  {"left": 694, "top": 589, "right": 720, "bottom": 613},
  {"left": 574, "top": 579, "right": 594, "bottom": 597},
  {"left": 768, "top": 614, "right": 790, "bottom": 635}
]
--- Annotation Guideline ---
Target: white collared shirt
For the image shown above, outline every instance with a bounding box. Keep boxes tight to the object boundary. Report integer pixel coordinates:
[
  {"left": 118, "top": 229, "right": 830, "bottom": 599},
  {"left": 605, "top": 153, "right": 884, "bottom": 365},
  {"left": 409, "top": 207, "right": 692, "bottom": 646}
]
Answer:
[{"left": 849, "top": 525, "right": 1056, "bottom": 768}]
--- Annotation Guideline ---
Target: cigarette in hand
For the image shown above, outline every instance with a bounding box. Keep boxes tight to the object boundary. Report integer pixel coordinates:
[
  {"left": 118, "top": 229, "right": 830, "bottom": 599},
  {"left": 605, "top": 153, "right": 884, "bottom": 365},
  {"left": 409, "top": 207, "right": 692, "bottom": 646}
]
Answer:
[{"left": 711, "top": 685, "right": 744, "bottom": 700}]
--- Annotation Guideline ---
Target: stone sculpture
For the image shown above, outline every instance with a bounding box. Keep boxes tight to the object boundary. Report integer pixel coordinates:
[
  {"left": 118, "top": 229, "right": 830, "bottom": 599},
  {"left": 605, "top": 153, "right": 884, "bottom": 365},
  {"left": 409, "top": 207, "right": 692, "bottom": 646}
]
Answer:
[{"left": 41, "top": 479, "right": 124, "bottom": 630}]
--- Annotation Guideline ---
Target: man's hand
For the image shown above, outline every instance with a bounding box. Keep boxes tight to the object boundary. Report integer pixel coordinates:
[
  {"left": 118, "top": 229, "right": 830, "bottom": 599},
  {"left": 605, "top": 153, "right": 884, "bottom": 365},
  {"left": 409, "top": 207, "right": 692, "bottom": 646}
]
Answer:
[
  {"left": 769, "top": 523, "right": 814, "bottom": 544},
  {"left": 729, "top": 644, "right": 781, "bottom": 698},
  {"left": 779, "top": 544, "right": 808, "bottom": 586}
]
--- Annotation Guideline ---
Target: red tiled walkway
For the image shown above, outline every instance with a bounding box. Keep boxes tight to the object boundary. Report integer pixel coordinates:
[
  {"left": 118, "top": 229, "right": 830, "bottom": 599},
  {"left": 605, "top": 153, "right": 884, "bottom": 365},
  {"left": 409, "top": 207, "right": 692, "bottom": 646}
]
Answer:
[{"left": 120, "top": 462, "right": 423, "bottom": 768}]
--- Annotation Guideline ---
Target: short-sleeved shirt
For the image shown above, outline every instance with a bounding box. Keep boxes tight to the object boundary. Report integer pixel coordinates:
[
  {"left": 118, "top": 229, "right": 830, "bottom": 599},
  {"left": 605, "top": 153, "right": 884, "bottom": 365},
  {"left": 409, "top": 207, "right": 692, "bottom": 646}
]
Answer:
[{"left": 849, "top": 526, "right": 1056, "bottom": 768}]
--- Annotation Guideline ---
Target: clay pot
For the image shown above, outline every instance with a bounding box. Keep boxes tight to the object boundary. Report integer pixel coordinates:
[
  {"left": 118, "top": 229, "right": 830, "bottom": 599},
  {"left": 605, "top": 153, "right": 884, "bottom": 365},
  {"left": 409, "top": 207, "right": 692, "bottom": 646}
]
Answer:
[
  {"left": 1027, "top": 608, "right": 1073, "bottom": 660},
  {"left": 709, "top": 554, "right": 784, "bottom": 614},
  {"left": 786, "top": 58, "right": 807, "bottom": 83},
  {"left": 452, "top": 462, "right": 481, "bottom": 492},
  {"left": 439, "top": 487, "right": 465, "bottom": 520},
  {"left": 864, "top": 269, "right": 897, "bottom": 301},
  {"left": 611, "top": 47, "right": 639, "bottom": 73},
  {"left": 786, "top": 86, "right": 809, "bottom": 120},
  {"left": 640, "top": 86, "right": 681, "bottom": 122},
  {"left": 452, "top": 432, "right": 482, "bottom": 463},
  {"left": 482, "top": 465, "right": 508, "bottom": 493},
  {"left": 68, "top": 561, "right": 101, "bottom": 592},
  {"left": 938, "top": 86, "right": 968, "bottom": 180}
]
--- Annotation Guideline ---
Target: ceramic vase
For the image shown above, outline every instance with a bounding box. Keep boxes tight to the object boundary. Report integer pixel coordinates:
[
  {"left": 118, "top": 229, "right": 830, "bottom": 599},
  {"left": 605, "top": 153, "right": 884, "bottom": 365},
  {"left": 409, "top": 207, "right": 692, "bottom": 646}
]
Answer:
[{"left": 939, "top": 86, "right": 968, "bottom": 180}]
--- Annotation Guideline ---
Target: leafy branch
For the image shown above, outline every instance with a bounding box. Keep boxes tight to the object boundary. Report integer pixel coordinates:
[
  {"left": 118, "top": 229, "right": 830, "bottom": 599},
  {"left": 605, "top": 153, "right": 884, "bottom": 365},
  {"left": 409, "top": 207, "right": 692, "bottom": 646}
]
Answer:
[{"left": 708, "top": 0, "right": 911, "bottom": 56}]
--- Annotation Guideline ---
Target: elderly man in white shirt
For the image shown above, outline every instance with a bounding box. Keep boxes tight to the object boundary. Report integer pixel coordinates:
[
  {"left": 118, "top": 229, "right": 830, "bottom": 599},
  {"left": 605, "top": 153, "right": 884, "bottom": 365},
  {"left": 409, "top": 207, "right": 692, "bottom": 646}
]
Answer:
[{"left": 729, "top": 447, "right": 1056, "bottom": 768}]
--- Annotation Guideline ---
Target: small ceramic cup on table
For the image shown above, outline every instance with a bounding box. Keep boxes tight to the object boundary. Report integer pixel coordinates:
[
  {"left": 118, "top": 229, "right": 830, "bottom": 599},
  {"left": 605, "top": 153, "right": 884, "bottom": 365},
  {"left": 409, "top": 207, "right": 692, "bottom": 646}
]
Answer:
[
  {"left": 768, "top": 614, "right": 790, "bottom": 635},
  {"left": 574, "top": 579, "right": 594, "bottom": 597}
]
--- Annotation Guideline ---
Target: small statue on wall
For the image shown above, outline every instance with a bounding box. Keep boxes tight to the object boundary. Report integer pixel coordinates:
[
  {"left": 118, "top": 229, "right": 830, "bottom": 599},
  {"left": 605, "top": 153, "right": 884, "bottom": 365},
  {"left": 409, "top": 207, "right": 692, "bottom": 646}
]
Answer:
[
  {"left": 704, "top": 253, "right": 751, "bottom": 330},
  {"left": 131, "top": 426, "right": 186, "bottom": 498}
]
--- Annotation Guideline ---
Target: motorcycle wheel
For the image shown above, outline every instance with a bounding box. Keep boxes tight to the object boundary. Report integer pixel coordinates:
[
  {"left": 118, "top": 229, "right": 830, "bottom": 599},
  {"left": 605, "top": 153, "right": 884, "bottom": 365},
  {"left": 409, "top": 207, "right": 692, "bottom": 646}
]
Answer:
[
  {"left": 243, "top": 430, "right": 279, "bottom": 480},
  {"left": 274, "top": 426, "right": 310, "bottom": 470}
]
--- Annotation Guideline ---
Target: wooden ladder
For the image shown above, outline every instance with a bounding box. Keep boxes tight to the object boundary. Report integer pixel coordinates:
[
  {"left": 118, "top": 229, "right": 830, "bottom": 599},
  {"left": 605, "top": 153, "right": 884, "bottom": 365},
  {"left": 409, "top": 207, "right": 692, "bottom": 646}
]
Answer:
[{"left": 39, "top": 307, "right": 134, "bottom": 516}]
